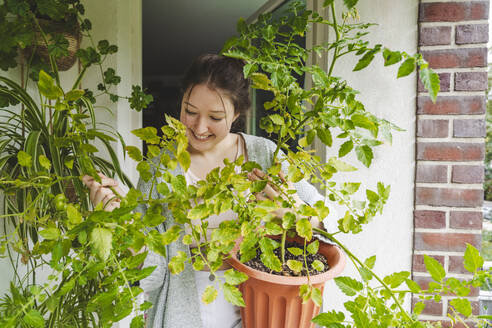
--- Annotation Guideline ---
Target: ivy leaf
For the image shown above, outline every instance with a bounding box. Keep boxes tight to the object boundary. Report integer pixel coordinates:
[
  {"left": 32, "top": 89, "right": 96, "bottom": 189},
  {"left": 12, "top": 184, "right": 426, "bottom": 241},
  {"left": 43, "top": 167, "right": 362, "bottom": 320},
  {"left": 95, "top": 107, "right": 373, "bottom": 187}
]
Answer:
[
  {"left": 265, "top": 222, "right": 283, "bottom": 235},
  {"left": 17, "top": 151, "right": 32, "bottom": 167},
  {"left": 178, "top": 151, "right": 191, "bottom": 171},
  {"left": 338, "top": 140, "right": 353, "bottom": 158},
  {"left": 449, "top": 298, "right": 472, "bottom": 317},
  {"left": 90, "top": 227, "right": 113, "bottom": 261},
  {"left": 188, "top": 204, "right": 210, "bottom": 220},
  {"left": 202, "top": 285, "right": 218, "bottom": 304},
  {"left": 223, "top": 283, "right": 246, "bottom": 307},
  {"left": 463, "top": 243, "right": 483, "bottom": 273},
  {"left": 130, "top": 315, "right": 145, "bottom": 328},
  {"left": 67, "top": 204, "right": 83, "bottom": 226},
  {"left": 23, "top": 309, "right": 44, "bottom": 328},
  {"left": 424, "top": 255, "right": 445, "bottom": 282},
  {"left": 397, "top": 57, "right": 416, "bottom": 78},
  {"left": 162, "top": 225, "right": 181, "bottom": 245},
  {"left": 419, "top": 67, "right": 440, "bottom": 103},
  {"left": 307, "top": 240, "right": 319, "bottom": 255},
  {"left": 282, "top": 212, "right": 296, "bottom": 230},
  {"left": 224, "top": 269, "right": 248, "bottom": 285},
  {"left": 355, "top": 145, "right": 373, "bottom": 167},
  {"left": 287, "top": 260, "right": 303, "bottom": 273},
  {"left": 334, "top": 276, "right": 363, "bottom": 296},
  {"left": 296, "top": 218, "right": 312, "bottom": 241}
]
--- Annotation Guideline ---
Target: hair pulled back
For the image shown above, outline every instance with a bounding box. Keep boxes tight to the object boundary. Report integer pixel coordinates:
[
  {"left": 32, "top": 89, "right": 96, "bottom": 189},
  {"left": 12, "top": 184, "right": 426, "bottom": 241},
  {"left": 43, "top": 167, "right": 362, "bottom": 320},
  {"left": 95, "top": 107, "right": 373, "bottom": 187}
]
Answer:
[{"left": 181, "top": 54, "right": 251, "bottom": 116}]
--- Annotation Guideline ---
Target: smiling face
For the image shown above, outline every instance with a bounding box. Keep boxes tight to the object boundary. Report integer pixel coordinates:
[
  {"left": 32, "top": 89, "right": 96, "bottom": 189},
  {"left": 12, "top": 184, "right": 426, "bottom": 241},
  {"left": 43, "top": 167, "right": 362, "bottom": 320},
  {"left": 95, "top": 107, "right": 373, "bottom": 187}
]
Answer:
[{"left": 180, "top": 83, "right": 239, "bottom": 154}]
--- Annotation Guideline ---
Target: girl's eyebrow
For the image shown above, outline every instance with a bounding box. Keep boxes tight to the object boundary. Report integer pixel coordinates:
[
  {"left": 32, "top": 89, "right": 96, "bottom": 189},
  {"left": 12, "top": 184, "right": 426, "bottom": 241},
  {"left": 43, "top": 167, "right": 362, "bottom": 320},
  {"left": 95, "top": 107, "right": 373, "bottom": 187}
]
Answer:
[{"left": 184, "top": 101, "right": 226, "bottom": 114}]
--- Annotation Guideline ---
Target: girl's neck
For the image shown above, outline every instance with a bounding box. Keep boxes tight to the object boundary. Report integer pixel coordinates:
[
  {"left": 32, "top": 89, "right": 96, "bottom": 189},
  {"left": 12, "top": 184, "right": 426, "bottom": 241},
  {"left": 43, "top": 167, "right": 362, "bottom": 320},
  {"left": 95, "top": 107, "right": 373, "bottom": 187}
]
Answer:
[{"left": 188, "top": 133, "right": 239, "bottom": 160}]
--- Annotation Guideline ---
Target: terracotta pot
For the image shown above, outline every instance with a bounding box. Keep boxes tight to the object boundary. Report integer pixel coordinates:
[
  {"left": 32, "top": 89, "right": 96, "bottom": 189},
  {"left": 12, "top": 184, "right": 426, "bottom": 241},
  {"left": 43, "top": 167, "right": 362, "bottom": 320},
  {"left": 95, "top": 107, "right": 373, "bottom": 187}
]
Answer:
[{"left": 227, "top": 237, "right": 346, "bottom": 328}]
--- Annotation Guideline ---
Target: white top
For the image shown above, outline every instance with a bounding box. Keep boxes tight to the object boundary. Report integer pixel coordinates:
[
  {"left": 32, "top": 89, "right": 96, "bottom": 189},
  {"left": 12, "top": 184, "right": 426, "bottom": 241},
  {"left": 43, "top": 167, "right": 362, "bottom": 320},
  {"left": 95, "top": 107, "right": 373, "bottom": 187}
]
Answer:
[{"left": 183, "top": 135, "right": 248, "bottom": 245}]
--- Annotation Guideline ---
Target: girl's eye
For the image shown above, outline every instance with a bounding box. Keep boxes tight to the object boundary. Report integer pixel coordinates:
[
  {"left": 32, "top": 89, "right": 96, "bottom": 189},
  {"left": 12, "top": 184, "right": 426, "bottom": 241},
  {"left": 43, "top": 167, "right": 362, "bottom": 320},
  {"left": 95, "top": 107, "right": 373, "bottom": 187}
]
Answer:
[
  {"left": 185, "top": 108, "right": 196, "bottom": 115},
  {"left": 210, "top": 117, "right": 223, "bottom": 121}
]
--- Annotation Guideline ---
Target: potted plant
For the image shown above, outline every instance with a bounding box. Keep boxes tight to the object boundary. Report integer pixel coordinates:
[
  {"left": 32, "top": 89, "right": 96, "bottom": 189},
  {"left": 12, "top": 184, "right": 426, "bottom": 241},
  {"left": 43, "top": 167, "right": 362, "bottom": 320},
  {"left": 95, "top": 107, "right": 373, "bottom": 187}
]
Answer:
[
  {"left": 0, "top": 1, "right": 154, "bottom": 326},
  {"left": 124, "top": 1, "right": 444, "bottom": 327}
]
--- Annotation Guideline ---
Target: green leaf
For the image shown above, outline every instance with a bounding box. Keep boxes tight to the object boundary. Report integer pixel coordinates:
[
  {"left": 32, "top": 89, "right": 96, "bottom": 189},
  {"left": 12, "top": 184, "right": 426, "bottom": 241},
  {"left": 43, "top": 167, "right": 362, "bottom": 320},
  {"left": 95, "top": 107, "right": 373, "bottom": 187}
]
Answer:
[
  {"left": 338, "top": 140, "right": 353, "bottom": 158},
  {"left": 311, "top": 287, "right": 322, "bottom": 307},
  {"left": 316, "top": 128, "right": 332, "bottom": 147},
  {"left": 65, "top": 89, "right": 85, "bottom": 101},
  {"left": 90, "top": 227, "right": 113, "bottom": 261},
  {"left": 296, "top": 218, "right": 312, "bottom": 241},
  {"left": 312, "top": 310, "right": 345, "bottom": 327},
  {"left": 23, "top": 309, "right": 44, "bottom": 328},
  {"left": 312, "top": 260, "right": 325, "bottom": 272},
  {"left": 162, "top": 225, "right": 181, "bottom": 245},
  {"left": 413, "top": 301, "right": 426, "bottom": 316},
  {"left": 364, "top": 255, "right": 376, "bottom": 269},
  {"left": 168, "top": 251, "right": 187, "bottom": 274},
  {"left": 397, "top": 57, "right": 416, "bottom": 78},
  {"left": 38, "top": 70, "right": 63, "bottom": 100},
  {"left": 334, "top": 276, "right": 363, "bottom": 296},
  {"left": 287, "top": 259, "right": 303, "bottom": 273},
  {"left": 463, "top": 243, "right": 483, "bottom": 273},
  {"left": 130, "top": 315, "right": 145, "bottom": 328},
  {"left": 137, "top": 161, "right": 152, "bottom": 182},
  {"left": 288, "top": 247, "right": 303, "bottom": 256},
  {"left": 38, "top": 155, "right": 51, "bottom": 170},
  {"left": 351, "top": 114, "right": 377, "bottom": 135},
  {"left": 269, "top": 114, "right": 284, "bottom": 125},
  {"left": 383, "top": 271, "right": 410, "bottom": 288},
  {"left": 405, "top": 279, "right": 421, "bottom": 293},
  {"left": 307, "top": 240, "right": 319, "bottom": 255},
  {"left": 188, "top": 204, "right": 210, "bottom": 220},
  {"left": 328, "top": 157, "right": 357, "bottom": 172},
  {"left": 202, "top": 285, "right": 218, "bottom": 304},
  {"left": 142, "top": 203, "right": 164, "bottom": 227},
  {"left": 67, "top": 204, "right": 83, "bottom": 226},
  {"left": 132, "top": 127, "right": 160, "bottom": 144},
  {"left": 352, "top": 308, "right": 370, "bottom": 328},
  {"left": 126, "top": 146, "right": 142, "bottom": 162},
  {"left": 265, "top": 222, "right": 283, "bottom": 235},
  {"left": 355, "top": 145, "right": 373, "bottom": 167},
  {"left": 224, "top": 269, "right": 248, "bottom": 285},
  {"left": 353, "top": 52, "right": 375, "bottom": 71},
  {"left": 260, "top": 252, "right": 282, "bottom": 272},
  {"left": 449, "top": 298, "right": 472, "bottom": 317},
  {"left": 39, "top": 228, "right": 60, "bottom": 240},
  {"left": 366, "top": 190, "right": 379, "bottom": 202},
  {"left": 178, "top": 151, "right": 191, "bottom": 171},
  {"left": 299, "top": 284, "right": 312, "bottom": 303},
  {"left": 382, "top": 49, "right": 402, "bottom": 66},
  {"left": 283, "top": 212, "right": 296, "bottom": 229},
  {"left": 419, "top": 67, "right": 440, "bottom": 103},
  {"left": 17, "top": 151, "right": 32, "bottom": 167},
  {"left": 223, "top": 283, "right": 246, "bottom": 307},
  {"left": 343, "top": 0, "right": 359, "bottom": 9},
  {"left": 424, "top": 255, "right": 445, "bottom": 282}
]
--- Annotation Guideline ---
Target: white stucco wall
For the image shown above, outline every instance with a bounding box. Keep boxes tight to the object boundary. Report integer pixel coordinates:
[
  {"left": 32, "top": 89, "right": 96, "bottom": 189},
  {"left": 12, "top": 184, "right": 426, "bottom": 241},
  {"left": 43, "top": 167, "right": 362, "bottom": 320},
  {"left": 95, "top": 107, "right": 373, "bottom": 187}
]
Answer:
[{"left": 320, "top": 0, "right": 418, "bottom": 312}]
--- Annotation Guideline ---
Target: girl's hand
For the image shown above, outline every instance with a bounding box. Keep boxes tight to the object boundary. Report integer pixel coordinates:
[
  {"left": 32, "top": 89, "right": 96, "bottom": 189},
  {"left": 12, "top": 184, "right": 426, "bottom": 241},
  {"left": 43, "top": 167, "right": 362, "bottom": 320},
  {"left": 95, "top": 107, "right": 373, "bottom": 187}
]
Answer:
[
  {"left": 247, "top": 168, "right": 324, "bottom": 230},
  {"left": 82, "top": 173, "right": 126, "bottom": 212}
]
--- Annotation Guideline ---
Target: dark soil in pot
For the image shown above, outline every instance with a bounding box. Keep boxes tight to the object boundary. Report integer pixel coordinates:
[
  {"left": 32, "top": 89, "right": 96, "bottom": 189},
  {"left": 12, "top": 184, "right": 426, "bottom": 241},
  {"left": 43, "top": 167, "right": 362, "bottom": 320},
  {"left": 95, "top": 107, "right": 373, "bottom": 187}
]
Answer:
[{"left": 241, "top": 241, "right": 330, "bottom": 277}]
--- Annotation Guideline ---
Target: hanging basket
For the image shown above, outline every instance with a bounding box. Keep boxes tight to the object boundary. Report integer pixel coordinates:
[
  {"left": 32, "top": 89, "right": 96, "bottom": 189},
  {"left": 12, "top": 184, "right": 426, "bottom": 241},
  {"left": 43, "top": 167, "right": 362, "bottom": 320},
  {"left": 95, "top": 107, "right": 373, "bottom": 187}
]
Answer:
[{"left": 23, "top": 19, "right": 82, "bottom": 72}]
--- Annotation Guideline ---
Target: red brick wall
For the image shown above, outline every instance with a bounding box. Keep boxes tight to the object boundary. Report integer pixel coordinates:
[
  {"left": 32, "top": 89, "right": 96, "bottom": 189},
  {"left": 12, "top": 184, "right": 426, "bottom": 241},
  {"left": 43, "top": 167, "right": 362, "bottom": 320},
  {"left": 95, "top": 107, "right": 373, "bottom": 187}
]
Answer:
[{"left": 414, "top": 0, "right": 488, "bottom": 324}]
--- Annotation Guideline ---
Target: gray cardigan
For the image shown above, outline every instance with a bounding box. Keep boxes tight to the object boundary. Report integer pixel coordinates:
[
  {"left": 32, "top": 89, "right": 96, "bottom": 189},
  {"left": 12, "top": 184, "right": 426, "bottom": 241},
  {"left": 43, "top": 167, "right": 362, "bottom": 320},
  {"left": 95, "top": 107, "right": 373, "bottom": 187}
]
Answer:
[{"left": 139, "top": 133, "right": 327, "bottom": 328}]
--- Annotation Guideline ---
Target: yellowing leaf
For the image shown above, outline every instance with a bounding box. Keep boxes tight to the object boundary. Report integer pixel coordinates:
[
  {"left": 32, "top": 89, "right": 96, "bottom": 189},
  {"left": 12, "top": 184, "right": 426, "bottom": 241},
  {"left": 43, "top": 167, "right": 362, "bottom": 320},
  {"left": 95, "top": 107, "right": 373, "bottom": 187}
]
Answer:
[
  {"left": 202, "top": 285, "right": 218, "bottom": 304},
  {"left": 90, "top": 227, "right": 113, "bottom": 261}
]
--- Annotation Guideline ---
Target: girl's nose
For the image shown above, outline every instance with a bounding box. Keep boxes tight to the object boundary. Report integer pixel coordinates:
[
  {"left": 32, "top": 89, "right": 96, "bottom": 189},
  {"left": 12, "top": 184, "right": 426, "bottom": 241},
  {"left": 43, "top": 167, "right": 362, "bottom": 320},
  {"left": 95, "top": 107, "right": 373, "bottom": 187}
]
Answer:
[{"left": 194, "top": 116, "right": 208, "bottom": 134}]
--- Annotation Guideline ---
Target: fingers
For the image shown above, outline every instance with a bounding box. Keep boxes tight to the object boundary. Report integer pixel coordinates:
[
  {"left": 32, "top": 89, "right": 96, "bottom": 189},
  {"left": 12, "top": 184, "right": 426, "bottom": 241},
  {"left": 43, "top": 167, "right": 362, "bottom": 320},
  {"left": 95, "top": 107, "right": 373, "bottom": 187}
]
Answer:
[
  {"left": 248, "top": 168, "right": 280, "bottom": 200},
  {"left": 81, "top": 173, "right": 122, "bottom": 211}
]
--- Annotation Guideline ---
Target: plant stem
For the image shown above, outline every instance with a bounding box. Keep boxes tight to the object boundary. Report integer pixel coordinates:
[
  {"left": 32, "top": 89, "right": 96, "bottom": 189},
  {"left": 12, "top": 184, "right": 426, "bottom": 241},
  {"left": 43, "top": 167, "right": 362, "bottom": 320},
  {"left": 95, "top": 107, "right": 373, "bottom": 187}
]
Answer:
[
  {"left": 281, "top": 229, "right": 287, "bottom": 264},
  {"left": 313, "top": 228, "right": 414, "bottom": 323}
]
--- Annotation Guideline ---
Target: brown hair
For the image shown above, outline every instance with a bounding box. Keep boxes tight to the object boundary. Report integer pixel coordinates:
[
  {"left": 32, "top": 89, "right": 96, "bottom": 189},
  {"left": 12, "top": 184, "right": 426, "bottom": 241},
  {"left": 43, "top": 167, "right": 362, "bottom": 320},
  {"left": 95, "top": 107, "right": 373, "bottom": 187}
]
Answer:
[{"left": 181, "top": 54, "right": 251, "bottom": 116}]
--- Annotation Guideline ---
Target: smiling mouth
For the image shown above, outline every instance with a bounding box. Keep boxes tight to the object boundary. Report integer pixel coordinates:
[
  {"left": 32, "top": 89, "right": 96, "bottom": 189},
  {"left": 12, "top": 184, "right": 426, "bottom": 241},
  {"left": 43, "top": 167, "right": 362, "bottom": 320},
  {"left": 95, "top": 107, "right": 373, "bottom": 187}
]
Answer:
[{"left": 191, "top": 131, "right": 213, "bottom": 140}]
